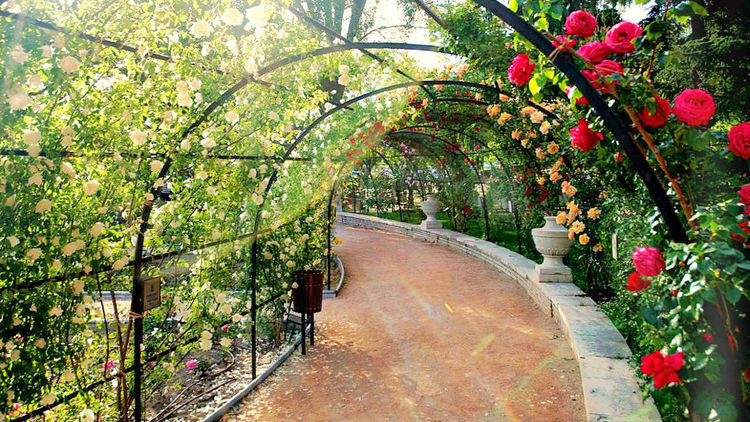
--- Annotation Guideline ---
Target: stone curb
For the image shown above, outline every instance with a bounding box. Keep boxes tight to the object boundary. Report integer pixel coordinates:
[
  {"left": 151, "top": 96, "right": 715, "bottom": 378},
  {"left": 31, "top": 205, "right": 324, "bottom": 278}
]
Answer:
[{"left": 338, "top": 212, "right": 661, "bottom": 422}]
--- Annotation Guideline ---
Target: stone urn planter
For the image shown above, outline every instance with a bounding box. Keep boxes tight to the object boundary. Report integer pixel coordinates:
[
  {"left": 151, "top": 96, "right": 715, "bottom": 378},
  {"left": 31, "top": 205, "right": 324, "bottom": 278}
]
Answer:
[
  {"left": 532, "top": 216, "right": 573, "bottom": 282},
  {"left": 420, "top": 194, "right": 442, "bottom": 229}
]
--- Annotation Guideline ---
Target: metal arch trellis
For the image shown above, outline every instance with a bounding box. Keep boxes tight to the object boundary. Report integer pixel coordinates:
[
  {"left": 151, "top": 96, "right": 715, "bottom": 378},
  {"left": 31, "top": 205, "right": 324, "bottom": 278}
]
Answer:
[
  {"left": 387, "top": 129, "right": 492, "bottom": 239},
  {"left": 392, "top": 123, "right": 526, "bottom": 250},
  {"left": 1, "top": 0, "right": 694, "bottom": 419},
  {"left": 435, "top": 0, "right": 689, "bottom": 242}
]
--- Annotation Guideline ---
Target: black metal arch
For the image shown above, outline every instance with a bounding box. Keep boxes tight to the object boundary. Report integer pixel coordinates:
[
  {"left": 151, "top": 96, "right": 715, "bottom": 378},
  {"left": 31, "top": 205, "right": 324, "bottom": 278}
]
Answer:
[{"left": 466, "top": 0, "right": 687, "bottom": 242}]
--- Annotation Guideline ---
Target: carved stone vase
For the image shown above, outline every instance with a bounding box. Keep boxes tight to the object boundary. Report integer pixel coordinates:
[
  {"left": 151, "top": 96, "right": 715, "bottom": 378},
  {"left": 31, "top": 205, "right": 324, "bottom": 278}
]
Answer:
[{"left": 532, "top": 216, "right": 573, "bottom": 282}]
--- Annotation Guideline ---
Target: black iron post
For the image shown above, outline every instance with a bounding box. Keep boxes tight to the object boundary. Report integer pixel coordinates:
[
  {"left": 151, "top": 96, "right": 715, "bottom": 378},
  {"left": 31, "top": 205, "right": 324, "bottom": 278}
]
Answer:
[
  {"left": 326, "top": 188, "right": 335, "bottom": 290},
  {"left": 250, "top": 240, "right": 258, "bottom": 379}
]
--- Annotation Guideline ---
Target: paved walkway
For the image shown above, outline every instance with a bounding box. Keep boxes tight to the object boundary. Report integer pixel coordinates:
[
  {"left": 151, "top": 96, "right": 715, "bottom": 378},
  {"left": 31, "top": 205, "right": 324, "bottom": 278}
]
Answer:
[{"left": 230, "top": 225, "right": 584, "bottom": 421}]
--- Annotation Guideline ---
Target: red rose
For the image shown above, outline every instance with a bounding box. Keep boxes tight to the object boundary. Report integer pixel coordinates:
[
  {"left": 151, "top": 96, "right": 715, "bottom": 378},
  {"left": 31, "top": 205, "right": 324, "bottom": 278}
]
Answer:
[
  {"left": 583, "top": 60, "right": 624, "bottom": 93},
  {"left": 605, "top": 21, "right": 642, "bottom": 54},
  {"left": 638, "top": 95, "right": 671, "bottom": 128},
  {"left": 507, "top": 54, "right": 536, "bottom": 86},
  {"left": 626, "top": 272, "right": 651, "bottom": 292},
  {"left": 653, "top": 368, "right": 682, "bottom": 389},
  {"left": 641, "top": 351, "right": 684, "bottom": 389},
  {"left": 569, "top": 119, "right": 602, "bottom": 151},
  {"left": 553, "top": 35, "right": 578, "bottom": 48},
  {"left": 577, "top": 41, "right": 611, "bottom": 63},
  {"left": 731, "top": 221, "right": 750, "bottom": 243},
  {"left": 672, "top": 88, "right": 715, "bottom": 126},
  {"left": 701, "top": 333, "right": 713, "bottom": 343},
  {"left": 631, "top": 246, "right": 665, "bottom": 277},
  {"left": 565, "top": 10, "right": 597, "bottom": 38},
  {"left": 728, "top": 122, "right": 750, "bottom": 159},
  {"left": 738, "top": 184, "right": 750, "bottom": 207},
  {"left": 565, "top": 86, "right": 589, "bottom": 105},
  {"left": 640, "top": 351, "right": 664, "bottom": 376}
]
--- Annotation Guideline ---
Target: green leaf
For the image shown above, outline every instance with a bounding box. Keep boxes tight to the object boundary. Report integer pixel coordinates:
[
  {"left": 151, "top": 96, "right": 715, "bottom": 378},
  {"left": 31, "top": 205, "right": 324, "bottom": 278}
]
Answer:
[{"left": 726, "top": 286, "right": 742, "bottom": 304}]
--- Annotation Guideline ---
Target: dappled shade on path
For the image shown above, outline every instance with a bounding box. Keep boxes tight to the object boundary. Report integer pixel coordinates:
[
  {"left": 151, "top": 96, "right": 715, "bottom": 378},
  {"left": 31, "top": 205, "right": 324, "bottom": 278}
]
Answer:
[{"left": 230, "top": 225, "right": 585, "bottom": 421}]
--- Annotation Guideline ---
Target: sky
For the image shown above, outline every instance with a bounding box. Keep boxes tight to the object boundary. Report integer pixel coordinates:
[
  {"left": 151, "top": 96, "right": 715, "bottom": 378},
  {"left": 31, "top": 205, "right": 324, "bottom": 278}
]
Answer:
[{"left": 365, "top": 0, "right": 652, "bottom": 69}]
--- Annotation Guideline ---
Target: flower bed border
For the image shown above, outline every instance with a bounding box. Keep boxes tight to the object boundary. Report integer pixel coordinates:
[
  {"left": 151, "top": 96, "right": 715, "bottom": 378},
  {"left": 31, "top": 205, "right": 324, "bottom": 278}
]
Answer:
[{"left": 338, "top": 212, "right": 660, "bottom": 422}]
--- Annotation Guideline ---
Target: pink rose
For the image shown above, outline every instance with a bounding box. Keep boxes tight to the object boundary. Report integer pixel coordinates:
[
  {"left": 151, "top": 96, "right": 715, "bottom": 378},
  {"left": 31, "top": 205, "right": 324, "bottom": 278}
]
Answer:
[
  {"left": 576, "top": 41, "right": 611, "bottom": 63},
  {"left": 605, "top": 21, "right": 642, "bottom": 54},
  {"left": 631, "top": 246, "right": 665, "bottom": 277},
  {"left": 728, "top": 122, "right": 750, "bottom": 159},
  {"left": 507, "top": 54, "right": 535, "bottom": 86},
  {"left": 672, "top": 88, "right": 715, "bottom": 126},
  {"left": 565, "top": 10, "right": 597, "bottom": 38},
  {"left": 637, "top": 95, "right": 671, "bottom": 128},
  {"left": 569, "top": 119, "right": 603, "bottom": 151},
  {"left": 185, "top": 359, "right": 199, "bottom": 370}
]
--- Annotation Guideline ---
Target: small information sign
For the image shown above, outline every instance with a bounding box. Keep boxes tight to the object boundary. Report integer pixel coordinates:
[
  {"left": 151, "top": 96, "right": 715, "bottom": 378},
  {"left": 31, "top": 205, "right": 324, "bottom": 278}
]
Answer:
[{"left": 140, "top": 276, "right": 162, "bottom": 311}]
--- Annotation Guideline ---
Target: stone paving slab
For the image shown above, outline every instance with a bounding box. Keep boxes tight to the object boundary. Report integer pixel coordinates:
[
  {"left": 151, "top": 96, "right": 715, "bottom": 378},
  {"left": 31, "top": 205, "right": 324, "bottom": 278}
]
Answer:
[{"left": 338, "top": 212, "right": 660, "bottom": 422}]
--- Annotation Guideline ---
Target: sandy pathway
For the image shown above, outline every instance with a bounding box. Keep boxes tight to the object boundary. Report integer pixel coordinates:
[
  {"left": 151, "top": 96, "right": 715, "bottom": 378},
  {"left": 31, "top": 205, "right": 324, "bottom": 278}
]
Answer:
[{"left": 229, "top": 225, "right": 584, "bottom": 421}]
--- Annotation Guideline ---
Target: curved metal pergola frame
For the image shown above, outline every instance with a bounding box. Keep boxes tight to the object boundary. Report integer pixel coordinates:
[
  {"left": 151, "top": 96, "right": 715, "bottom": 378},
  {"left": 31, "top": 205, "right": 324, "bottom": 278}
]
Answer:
[{"left": 2, "top": 1, "right": 692, "bottom": 420}]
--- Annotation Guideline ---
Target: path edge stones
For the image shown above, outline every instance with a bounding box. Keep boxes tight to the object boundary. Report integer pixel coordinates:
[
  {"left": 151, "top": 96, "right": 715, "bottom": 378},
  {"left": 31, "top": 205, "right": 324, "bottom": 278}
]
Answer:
[{"left": 337, "top": 212, "right": 661, "bottom": 422}]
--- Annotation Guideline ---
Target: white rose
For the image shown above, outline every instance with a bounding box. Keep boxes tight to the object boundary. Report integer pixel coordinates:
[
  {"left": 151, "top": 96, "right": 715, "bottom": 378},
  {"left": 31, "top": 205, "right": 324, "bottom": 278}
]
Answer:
[
  {"left": 34, "top": 199, "right": 52, "bottom": 213},
  {"left": 60, "top": 161, "right": 76, "bottom": 177},
  {"left": 189, "top": 20, "right": 212, "bottom": 38},
  {"left": 112, "top": 256, "right": 129, "bottom": 270},
  {"left": 222, "top": 7, "right": 244, "bottom": 26},
  {"left": 27, "top": 144, "right": 41, "bottom": 157},
  {"left": 59, "top": 56, "right": 80, "bottom": 73},
  {"left": 39, "top": 392, "right": 56, "bottom": 406},
  {"left": 26, "top": 248, "right": 42, "bottom": 263},
  {"left": 268, "top": 111, "right": 279, "bottom": 121},
  {"left": 22, "top": 129, "right": 41, "bottom": 145},
  {"left": 49, "top": 305, "right": 63, "bottom": 317},
  {"left": 338, "top": 64, "right": 350, "bottom": 74},
  {"left": 90, "top": 222, "right": 104, "bottom": 237},
  {"left": 8, "top": 236, "right": 20, "bottom": 247},
  {"left": 220, "top": 337, "right": 232, "bottom": 348},
  {"left": 225, "top": 110, "right": 239, "bottom": 124},
  {"left": 189, "top": 77, "right": 202, "bottom": 91},
  {"left": 28, "top": 172, "right": 43, "bottom": 186},
  {"left": 150, "top": 160, "right": 164, "bottom": 173},
  {"left": 83, "top": 180, "right": 100, "bottom": 195},
  {"left": 200, "top": 137, "right": 216, "bottom": 149},
  {"left": 129, "top": 130, "right": 147, "bottom": 146},
  {"left": 8, "top": 89, "right": 31, "bottom": 110},
  {"left": 180, "top": 139, "right": 191, "bottom": 151},
  {"left": 176, "top": 81, "right": 190, "bottom": 95},
  {"left": 72, "top": 279, "right": 85, "bottom": 295},
  {"left": 176, "top": 93, "right": 193, "bottom": 107},
  {"left": 337, "top": 73, "right": 351, "bottom": 86},
  {"left": 34, "top": 338, "right": 46, "bottom": 348},
  {"left": 79, "top": 409, "right": 95, "bottom": 422}
]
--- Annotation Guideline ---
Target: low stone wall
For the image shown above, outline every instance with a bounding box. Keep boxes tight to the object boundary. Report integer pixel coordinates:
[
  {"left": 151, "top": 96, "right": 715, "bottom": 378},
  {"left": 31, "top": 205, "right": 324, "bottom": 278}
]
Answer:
[{"left": 338, "top": 212, "right": 660, "bottom": 422}]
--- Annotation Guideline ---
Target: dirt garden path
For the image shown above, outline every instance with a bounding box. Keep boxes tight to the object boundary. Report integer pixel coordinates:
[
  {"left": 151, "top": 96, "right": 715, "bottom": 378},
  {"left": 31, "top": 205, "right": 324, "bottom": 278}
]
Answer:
[{"left": 228, "top": 225, "right": 585, "bottom": 421}]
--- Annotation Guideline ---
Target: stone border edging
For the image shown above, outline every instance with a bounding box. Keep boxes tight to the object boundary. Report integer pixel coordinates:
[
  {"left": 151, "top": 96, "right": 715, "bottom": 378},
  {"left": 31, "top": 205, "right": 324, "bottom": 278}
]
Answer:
[
  {"left": 323, "top": 254, "right": 346, "bottom": 298},
  {"left": 338, "top": 212, "right": 660, "bottom": 422},
  {"left": 200, "top": 323, "right": 312, "bottom": 422}
]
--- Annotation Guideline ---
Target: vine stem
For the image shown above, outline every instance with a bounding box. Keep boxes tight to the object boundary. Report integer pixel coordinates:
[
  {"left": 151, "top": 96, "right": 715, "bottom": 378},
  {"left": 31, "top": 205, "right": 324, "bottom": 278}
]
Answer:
[{"left": 543, "top": 33, "right": 696, "bottom": 229}]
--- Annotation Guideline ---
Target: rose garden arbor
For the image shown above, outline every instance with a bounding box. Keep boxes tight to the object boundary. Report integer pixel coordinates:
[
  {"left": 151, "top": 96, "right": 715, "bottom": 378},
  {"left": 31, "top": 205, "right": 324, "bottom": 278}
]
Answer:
[{"left": 1, "top": 0, "right": 748, "bottom": 421}]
